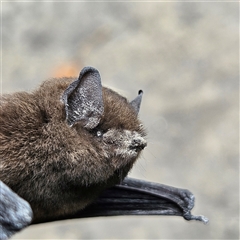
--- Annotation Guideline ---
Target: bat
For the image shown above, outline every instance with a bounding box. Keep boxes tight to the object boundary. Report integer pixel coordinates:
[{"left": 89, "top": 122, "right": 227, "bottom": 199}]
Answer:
[{"left": 0, "top": 67, "right": 208, "bottom": 239}]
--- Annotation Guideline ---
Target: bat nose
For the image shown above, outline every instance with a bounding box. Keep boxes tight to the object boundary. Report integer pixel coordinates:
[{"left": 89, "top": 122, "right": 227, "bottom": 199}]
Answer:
[{"left": 130, "top": 138, "right": 147, "bottom": 152}]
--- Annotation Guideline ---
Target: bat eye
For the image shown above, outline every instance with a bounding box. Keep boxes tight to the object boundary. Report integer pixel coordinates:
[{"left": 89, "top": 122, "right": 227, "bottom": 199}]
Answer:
[{"left": 96, "top": 130, "right": 103, "bottom": 137}]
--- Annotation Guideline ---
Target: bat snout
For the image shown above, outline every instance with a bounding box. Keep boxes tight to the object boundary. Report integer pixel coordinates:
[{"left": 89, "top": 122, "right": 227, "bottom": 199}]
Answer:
[{"left": 130, "top": 138, "right": 147, "bottom": 152}]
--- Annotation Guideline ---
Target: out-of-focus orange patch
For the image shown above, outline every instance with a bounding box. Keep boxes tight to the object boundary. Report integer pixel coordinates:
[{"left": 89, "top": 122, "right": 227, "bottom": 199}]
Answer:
[{"left": 52, "top": 64, "right": 79, "bottom": 78}]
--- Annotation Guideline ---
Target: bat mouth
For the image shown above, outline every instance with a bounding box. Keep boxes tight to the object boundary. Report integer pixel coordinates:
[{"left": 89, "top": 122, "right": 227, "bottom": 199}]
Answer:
[{"left": 129, "top": 144, "right": 146, "bottom": 152}]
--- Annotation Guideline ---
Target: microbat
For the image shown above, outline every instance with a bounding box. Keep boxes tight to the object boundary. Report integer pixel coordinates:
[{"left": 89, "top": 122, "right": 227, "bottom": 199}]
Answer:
[
  {"left": 0, "top": 66, "right": 208, "bottom": 240},
  {"left": 0, "top": 66, "right": 147, "bottom": 223}
]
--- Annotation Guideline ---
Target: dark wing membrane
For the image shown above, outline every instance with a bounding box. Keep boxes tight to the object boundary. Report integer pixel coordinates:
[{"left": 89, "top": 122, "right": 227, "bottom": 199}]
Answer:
[{"left": 34, "top": 178, "right": 208, "bottom": 224}]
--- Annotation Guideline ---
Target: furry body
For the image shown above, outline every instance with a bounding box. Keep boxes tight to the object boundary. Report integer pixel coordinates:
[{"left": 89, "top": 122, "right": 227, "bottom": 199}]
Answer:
[{"left": 0, "top": 67, "right": 146, "bottom": 222}]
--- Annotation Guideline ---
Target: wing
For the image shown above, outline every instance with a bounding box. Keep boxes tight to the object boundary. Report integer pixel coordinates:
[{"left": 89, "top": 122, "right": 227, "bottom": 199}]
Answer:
[
  {"left": 0, "top": 181, "right": 33, "bottom": 240},
  {"left": 33, "top": 177, "right": 208, "bottom": 224}
]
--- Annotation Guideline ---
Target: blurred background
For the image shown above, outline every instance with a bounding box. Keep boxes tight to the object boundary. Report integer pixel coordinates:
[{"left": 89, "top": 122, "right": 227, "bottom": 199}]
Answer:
[{"left": 2, "top": 1, "right": 239, "bottom": 239}]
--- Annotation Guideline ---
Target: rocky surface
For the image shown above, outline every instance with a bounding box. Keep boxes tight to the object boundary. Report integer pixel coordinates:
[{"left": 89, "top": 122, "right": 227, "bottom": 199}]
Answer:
[{"left": 2, "top": 1, "right": 238, "bottom": 239}]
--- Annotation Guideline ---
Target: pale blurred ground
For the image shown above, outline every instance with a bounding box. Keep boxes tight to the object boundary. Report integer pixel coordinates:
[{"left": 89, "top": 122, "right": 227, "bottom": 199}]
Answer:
[{"left": 1, "top": 1, "right": 239, "bottom": 239}]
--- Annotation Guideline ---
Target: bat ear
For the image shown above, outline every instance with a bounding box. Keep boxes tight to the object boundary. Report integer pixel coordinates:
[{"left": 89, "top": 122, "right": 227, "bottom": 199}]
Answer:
[
  {"left": 62, "top": 66, "right": 104, "bottom": 129},
  {"left": 130, "top": 90, "right": 143, "bottom": 115}
]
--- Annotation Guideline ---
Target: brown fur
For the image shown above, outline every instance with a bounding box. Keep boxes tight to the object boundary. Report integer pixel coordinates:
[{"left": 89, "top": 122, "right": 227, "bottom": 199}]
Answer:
[{"left": 0, "top": 76, "right": 146, "bottom": 222}]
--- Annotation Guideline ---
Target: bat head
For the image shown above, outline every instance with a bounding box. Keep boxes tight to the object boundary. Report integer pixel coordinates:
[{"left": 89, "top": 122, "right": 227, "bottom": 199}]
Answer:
[{"left": 62, "top": 67, "right": 146, "bottom": 168}]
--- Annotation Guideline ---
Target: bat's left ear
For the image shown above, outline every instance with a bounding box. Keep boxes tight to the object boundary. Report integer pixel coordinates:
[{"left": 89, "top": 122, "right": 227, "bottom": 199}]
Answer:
[
  {"left": 62, "top": 66, "right": 104, "bottom": 129},
  {"left": 130, "top": 90, "right": 143, "bottom": 115}
]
